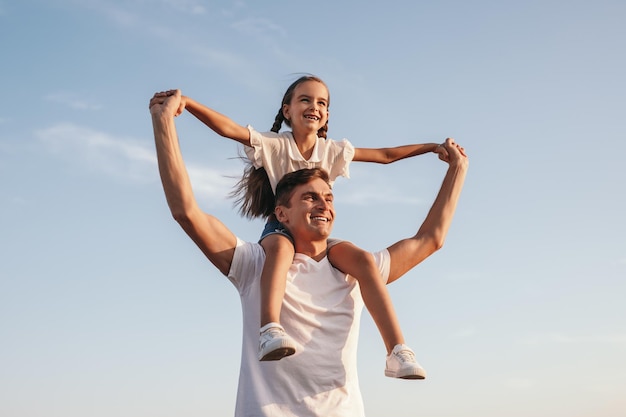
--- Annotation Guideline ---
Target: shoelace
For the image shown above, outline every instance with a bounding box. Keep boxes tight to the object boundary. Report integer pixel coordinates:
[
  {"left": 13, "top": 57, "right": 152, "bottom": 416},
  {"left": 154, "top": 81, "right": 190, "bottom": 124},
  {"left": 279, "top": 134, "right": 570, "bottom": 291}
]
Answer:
[
  {"left": 262, "top": 327, "right": 285, "bottom": 337},
  {"left": 395, "top": 349, "right": 416, "bottom": 363},
  {"left": 260, "top": 327, "right": 285, "bottom": 347}
]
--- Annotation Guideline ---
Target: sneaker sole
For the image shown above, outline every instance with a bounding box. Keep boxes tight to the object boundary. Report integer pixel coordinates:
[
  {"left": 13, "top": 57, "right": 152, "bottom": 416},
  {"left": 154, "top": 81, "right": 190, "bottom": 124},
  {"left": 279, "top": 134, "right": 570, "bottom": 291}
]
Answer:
[
  {"left": 384, "top": 370, "right": 426, "bottom": 380},
  {"left": 259, "top": 346, "right": 296, "bottom": 361}
]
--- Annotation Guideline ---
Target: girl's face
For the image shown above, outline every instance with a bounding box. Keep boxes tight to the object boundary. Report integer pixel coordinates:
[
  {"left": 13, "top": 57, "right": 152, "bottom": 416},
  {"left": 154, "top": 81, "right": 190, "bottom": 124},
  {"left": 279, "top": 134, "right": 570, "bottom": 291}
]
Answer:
[{"left": 282, "top": 80, "right": 329, "bottom": 135}]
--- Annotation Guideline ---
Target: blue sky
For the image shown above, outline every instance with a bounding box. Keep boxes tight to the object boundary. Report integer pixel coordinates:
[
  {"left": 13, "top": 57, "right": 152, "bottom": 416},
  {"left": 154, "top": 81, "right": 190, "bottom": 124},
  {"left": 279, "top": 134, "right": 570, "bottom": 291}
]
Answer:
[{"left": 1, "top": 0, "right": 625, "bottom": 416}]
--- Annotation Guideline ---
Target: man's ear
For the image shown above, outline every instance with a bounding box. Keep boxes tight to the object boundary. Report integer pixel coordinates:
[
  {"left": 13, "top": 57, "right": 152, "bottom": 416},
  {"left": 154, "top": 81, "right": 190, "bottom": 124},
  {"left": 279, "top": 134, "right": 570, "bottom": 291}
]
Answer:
[{"left": 275, "top": 205, "right": 288, "bottom": 223}]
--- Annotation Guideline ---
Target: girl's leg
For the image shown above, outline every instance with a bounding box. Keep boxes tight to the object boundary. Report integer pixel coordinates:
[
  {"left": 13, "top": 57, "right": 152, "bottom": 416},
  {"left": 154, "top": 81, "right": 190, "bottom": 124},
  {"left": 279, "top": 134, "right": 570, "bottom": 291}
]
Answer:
[
  {"left": 259, "top": 234, "right": 295, "bottom": 326},
  {"left": 328, "top": 241, "right": 426, "bottom": 379},
  {"left": 327, "top": 241, "right": 403, "bottom": 354},
  {"left": 257, "top": 233, "right": 297, "bottom": 361}
]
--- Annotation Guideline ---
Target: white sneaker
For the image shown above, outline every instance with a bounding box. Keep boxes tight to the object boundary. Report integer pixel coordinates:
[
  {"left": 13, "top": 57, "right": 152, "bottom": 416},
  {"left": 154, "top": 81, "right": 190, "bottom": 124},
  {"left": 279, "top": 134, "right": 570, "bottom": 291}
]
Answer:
[
  {"left": 258, "top": 323, "right": 297, "bottom": 361},
  {"left": 384, "top": 344, "right": 426, "bottom": 379}
]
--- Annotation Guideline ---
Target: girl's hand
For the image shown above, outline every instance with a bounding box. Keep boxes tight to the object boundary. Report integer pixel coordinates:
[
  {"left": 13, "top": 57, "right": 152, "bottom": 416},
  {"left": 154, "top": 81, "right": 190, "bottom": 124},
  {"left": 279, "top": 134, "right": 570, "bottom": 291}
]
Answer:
[
  {"left": 435, "top": 143, "right": 450, "bottom": 162},
  {"left": 176, "top": 95, "right": 187, "bottom": 117}
]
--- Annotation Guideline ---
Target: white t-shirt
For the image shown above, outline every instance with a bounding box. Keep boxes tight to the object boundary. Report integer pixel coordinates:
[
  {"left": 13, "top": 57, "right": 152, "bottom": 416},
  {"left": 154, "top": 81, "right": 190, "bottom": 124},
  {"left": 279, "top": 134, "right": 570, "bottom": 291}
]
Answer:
[
  {"left": 244, "top": 126, "right": 356, "bottom": 193},
  {"left": 227, "top": 238, "right": 391, "bottom": 417}
]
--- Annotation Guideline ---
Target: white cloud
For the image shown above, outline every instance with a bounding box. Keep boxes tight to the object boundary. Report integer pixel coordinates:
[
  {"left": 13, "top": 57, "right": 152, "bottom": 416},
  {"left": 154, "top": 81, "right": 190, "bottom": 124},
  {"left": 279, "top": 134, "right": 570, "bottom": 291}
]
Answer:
[
  {"left": 187, "top": 165, "right": 239, "bottom": 206},
  {"left": 37, "top": 123, "right": 155, "bottom": 181},
  {"left": 231, "top": 17, "right": 287, "bottom": 39},
  {"left": 163, "top": 0, "right": 206, "bottom": 15},
  {"left": 186, "top": 42, "right": 248, "bottom": 71},
  {"left": 35, "top": 123, "right": 237, "bottom": 206},
  {"left": 70, "top": 0, "right": 285, "bottom": 93},
  {"left": 44, "top": 92, "right": 102, "bottom": 111}
]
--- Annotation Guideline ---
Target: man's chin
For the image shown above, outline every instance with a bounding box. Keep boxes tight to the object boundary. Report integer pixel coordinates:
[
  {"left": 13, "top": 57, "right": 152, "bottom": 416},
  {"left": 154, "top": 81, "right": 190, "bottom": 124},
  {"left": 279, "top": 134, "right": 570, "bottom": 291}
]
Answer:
[{"left": 308, "top": 225, "right": 332, "bottom": 239}]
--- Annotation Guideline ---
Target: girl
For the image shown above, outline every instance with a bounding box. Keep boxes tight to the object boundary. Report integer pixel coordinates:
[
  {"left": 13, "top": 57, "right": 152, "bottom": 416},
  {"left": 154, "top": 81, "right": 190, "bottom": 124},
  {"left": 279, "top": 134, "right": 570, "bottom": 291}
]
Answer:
[{"left": 162, "top": 75, "right": 447, "bottom": 379}]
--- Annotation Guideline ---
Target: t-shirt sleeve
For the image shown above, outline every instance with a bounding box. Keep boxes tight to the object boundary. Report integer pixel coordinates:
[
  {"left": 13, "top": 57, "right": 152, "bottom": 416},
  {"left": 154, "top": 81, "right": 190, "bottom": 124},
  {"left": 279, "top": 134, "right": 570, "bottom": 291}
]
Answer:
[
  {"left": 372, "top": 248, "right": 391, "bottom": 284},
  {"left": 227, "top": 238, "right": 265, "bottom": 294},
  {"left": 243, "top": 126, "right": 287, "bottom": 192},
  {"left": 325, "top": 139, "right": 355, "bottom": 183}
]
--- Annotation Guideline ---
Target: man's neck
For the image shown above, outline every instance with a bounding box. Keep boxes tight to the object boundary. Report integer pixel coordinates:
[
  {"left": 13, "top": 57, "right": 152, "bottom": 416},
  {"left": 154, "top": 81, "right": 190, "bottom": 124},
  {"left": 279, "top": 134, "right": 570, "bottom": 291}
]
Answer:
[{"left": 294, "top": 239, "right": 328, "bottom": 262}]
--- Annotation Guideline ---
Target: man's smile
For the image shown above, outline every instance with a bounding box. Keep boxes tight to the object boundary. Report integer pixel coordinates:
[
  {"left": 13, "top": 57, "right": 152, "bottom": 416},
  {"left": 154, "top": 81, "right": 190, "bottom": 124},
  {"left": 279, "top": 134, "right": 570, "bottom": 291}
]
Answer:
[{"left": 310, "top": 215, "right": 330, "bottom": 222}]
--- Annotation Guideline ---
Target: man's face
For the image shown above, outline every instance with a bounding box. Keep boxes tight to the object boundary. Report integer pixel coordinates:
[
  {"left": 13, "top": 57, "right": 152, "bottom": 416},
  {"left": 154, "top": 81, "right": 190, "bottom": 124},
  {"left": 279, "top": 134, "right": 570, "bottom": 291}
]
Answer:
[{"left": 276, "top": 178, "right": 335, "bottom": 241}]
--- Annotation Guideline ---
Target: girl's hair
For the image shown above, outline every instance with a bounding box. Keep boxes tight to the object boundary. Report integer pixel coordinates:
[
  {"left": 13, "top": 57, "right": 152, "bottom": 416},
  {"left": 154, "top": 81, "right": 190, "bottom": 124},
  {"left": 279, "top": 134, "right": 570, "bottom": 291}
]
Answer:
[{"left": 230, "top": 75, "right": 330, "bottom": 219}]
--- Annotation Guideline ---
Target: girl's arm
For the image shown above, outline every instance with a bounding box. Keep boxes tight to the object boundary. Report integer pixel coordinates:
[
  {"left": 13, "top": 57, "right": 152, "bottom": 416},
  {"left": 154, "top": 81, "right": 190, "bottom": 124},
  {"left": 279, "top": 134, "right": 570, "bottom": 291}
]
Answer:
[
  {"left": 353, "top": 143, "right": 446, "bottom": 164},
  {"left": 181, "top": 95, "right": 251, "bottom": 146}
]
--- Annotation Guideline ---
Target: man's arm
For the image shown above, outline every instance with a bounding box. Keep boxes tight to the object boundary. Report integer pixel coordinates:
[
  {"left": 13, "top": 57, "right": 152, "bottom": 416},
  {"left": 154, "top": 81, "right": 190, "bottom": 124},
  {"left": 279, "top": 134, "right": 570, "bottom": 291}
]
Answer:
[
  {"left": 386, "top": 138, "right": 468, "bottom": 283},
  {"left": 150, "top": 90, "right": 238, "bottom": 275}
]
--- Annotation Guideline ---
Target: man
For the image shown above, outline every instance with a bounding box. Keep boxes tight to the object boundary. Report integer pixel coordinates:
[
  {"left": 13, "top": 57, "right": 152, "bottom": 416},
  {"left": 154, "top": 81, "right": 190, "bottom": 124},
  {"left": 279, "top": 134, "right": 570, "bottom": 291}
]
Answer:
[{"left": 150, "top": 90, "right": 468, "bottom": 416}]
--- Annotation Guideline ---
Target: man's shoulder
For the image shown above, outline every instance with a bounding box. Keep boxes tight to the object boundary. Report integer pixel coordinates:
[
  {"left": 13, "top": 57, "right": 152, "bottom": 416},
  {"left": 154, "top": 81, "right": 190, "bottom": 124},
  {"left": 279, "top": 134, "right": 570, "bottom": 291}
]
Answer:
[
  {"left": 232, "top": 238, "right": 264, "bottom": 262},
  {"left": 228, "top": 239, "right": 265, "bottom": 288}
]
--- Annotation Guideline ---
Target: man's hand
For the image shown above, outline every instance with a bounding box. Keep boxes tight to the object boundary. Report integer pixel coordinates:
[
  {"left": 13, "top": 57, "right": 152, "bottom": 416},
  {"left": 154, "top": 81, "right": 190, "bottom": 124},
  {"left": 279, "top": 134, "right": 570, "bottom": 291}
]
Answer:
[
  {"left": 149, "top": 89, "right": 184, "bottom": 117},
  {"left": 442, "top": 137, "right": 468, "bottom": 166}
]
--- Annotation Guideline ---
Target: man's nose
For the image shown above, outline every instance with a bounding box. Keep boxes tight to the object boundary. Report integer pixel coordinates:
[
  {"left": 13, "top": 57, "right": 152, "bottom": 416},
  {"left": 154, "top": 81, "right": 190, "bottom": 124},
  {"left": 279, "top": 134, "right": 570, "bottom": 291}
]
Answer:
[{"left": 317, "top": 199, "right": 331, "bottom": 211}]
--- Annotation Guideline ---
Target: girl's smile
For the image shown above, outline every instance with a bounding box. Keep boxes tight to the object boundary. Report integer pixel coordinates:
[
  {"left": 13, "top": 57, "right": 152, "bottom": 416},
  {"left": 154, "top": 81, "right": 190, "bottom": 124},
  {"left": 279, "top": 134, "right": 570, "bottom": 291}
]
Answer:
[{"left": 282, "top": 80, "right": 329, "bottom": 134}]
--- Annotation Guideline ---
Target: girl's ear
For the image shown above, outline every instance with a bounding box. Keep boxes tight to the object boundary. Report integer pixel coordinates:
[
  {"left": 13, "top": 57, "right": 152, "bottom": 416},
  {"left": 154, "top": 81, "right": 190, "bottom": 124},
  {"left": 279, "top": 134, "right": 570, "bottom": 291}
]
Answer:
[{"left": 282, "top": 103, "right": 290, "bottom": 121}]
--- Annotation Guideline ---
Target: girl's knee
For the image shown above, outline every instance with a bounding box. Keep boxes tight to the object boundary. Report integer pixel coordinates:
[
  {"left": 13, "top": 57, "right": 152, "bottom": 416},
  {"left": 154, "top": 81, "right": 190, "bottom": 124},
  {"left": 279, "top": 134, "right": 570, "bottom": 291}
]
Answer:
[
  {"left": 328, "top": 242, "right": 377, "bottom": 276},
  {"left": 261, "top": 234, "right": 294, "bottom": 254}
]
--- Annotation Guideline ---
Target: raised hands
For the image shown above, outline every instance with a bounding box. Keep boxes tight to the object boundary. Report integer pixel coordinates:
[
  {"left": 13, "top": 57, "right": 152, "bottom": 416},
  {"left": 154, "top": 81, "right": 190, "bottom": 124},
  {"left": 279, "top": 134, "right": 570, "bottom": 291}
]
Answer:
[
  {"left": 149, "top": 89, "right": 186, "bottom": 117},
  {"left": 442, "top": 137, "right": 468, "bottom": 166}
]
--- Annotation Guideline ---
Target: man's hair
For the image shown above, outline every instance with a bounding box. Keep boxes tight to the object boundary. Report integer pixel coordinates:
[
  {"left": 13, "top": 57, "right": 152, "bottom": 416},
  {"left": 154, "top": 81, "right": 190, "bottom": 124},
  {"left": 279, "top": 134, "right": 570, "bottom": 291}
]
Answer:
[{"left": 275, "top": 168, "right": 331, "bottom": 208}]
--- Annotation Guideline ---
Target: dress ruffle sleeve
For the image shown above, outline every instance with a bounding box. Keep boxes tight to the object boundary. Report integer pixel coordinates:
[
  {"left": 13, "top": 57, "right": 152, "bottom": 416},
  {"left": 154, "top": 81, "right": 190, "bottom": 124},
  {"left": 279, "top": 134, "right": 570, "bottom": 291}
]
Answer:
[
  {"left": 244, "top": 125, "right": 264, "bottom": 169},
  {"left": 338, "top": 139, "right": 355, "bottom": 179}
]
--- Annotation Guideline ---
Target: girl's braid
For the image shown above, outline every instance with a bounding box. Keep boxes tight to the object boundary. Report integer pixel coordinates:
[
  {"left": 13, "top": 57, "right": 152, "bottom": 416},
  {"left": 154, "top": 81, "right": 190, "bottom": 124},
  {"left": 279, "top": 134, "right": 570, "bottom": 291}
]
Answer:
[
  {"left": 231, "top": 74, "right": 330, "bottom": 219},
  {"left": 271, "top": 108, "right": 285, "bottom": 133}
]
